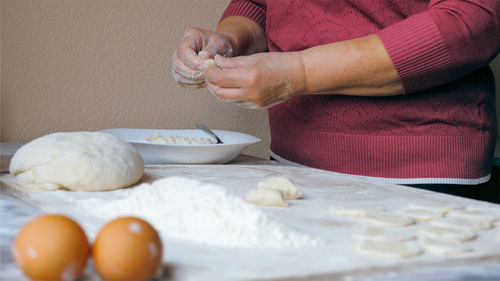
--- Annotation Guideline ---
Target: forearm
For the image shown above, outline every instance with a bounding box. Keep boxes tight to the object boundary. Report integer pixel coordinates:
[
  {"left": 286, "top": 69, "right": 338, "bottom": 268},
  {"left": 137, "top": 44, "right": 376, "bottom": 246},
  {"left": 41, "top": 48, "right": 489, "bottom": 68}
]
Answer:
[
  {"left": 299, "top": 34, "right": 402, "bottom": 97},
  {"left": 216, "top": 16, "right": 267, "bottom": 56}
]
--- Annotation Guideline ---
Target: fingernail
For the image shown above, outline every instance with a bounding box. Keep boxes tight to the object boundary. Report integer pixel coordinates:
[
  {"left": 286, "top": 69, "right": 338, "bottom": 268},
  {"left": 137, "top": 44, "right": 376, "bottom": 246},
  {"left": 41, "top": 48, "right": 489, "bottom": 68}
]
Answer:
[
  {"left": 198, "top": 50, "right": 211, "bottom": 59},
  {"left": 214, "top": 54, "right": 226, "bottom": 67}
]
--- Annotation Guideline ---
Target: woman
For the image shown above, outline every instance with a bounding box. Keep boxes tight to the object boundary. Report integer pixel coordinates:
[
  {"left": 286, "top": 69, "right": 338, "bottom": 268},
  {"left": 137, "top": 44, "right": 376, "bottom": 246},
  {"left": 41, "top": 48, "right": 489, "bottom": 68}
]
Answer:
[{"left": 172, "top": 0, "right": 500, "bottom": 199}]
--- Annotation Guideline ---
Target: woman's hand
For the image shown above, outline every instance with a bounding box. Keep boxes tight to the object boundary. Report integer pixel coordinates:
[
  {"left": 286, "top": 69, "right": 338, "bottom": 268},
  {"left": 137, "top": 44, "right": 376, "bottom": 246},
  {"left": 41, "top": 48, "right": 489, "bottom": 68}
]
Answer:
[
  {"left": 172, "top": 28, "right": 237, "bottom": 89},
  {"left": 203, "top": 52, "right": 307, "bottom": 109}
]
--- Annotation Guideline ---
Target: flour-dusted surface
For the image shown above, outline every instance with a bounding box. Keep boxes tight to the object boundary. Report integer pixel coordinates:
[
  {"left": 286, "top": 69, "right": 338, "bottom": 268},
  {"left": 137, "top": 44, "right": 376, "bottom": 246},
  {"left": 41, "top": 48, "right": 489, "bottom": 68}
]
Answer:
[
  {"left": 77, "top": 176, "right": 319, "bottom": 248},
  {"left": 2, "top": 163, "right": 500, "bottom": 281}
]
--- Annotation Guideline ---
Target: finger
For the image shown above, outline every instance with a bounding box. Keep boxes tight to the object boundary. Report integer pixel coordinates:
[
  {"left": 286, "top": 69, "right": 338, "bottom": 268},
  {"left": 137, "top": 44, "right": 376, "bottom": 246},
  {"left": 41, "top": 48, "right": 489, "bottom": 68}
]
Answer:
[
  {"left": 233, "top": 100, "right": 262, "bottom": 109},
  {"left": 214, "top": 54, "right": 250, "bottom": 69},
  {"left": 172, "top": 53, "right": 204, "bottom": 81},
  {"left": 198, "top": 50, "right": 212, "bottom": 60},
  {"left": 172, "top": 68, "right": 205, "bottom": 85},
  {"left": 204, "top": 67, "right": 252, "bottom": 88},
  {"left": 201, "top": 41, "right": 233, "bottom": 58},
  {"left": 177, "top": 81, "right": 207, "bottom": 89},
  {"left": 177, "top": 32, "right": 204, "bottom": 69},
  {"left": 206, "top": 81, "right": 246, "bottom": 101}
]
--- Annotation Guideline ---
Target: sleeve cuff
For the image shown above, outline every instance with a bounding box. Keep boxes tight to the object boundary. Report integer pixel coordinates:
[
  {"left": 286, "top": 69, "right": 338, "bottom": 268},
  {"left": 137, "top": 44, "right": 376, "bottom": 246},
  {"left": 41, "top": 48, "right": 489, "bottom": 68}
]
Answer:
[
  {"left": 377, "top": 12, "right": 455, "bottom": 94},
  {"left": 220, "top": 0, "right": 266, "bottom": 32}
]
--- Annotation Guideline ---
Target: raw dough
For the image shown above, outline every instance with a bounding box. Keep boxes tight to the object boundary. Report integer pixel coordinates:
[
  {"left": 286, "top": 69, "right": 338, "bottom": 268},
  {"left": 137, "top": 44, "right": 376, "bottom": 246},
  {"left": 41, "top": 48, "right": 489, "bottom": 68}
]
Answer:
[
  {"left": 397, "top": 208, "right": 443, "bottom": 221},
  {"left": 421, "top": 239, "right": 472, "bottom": 256},
  {"left": 257, "top": 177, "right": 304, "bottom": 200},
  {"left": 447, "top": 209, "right": 500, "bottom": 223},
  {"left": 357, "top": 239, "right": 422, "bottom": 258},
  {"left": 9, "top": 132, "right": 144, "bottom": 191},
  {"left": 202, "top": 59, "right": 220, "bottom": 69},
  {"left": 328, "top": 206, "right": 383, "bottom": 217},
  {"left": 430, "top": 217, "right": 493, "bottom": 232},
  {"left": 354, "top": 227, "right": 416, "bottom": 242},
  {"left": 418, "top": 226, "right": 477, "bottom": 242},
  {"left": 408, "top": 202, "right": 464, "bottom": 213},
  {"left": 362, "top": 211, "right": 415, "bottom": 227},
  {"left": 246, "top": 188, "right": 288, "bottom": 207}
]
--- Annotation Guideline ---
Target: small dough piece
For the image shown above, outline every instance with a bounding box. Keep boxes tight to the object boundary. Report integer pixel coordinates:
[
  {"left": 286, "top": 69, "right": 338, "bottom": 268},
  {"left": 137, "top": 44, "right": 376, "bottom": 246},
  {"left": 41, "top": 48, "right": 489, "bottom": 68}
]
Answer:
[
  {"left": 430, "top": 217, "right": 493, "bottom": 232},
  {"left": 354, "top": 227, "right": 416, "bottom": 242},
  {"left": 421, "top": 239, "right": 472, "bottom": 256},
  {"left": 328, "top": 206, "right": 383, "bottom": 218},
  {"left": 9, "top": 132, "right": 144, "bottom": 191},
  {"left": 408, "top": 202, "right": 464, "bottom": 213},
  {"left": 357, "top": 240, "right": 422, "bottom": 258},
  {"left": 257, "top": 177, "right": 304, "bottom": 200},
  {"left": 246, "top": 188, "right": 288, "bottom": 207},
  {"left": 447, "top": 209, "right": 500, "bottom": 223},
  {"left": 397, "top": 208, "right": 443, "bottom": 221},
  {"left": 418, "top": 226, "right": 477, "bottom": 242},
  {"left": 362, "top": 212, "right": 415, "bottom": 227},
  {"left": 202, "top": 59, "right": 220, "bottom": 69}
]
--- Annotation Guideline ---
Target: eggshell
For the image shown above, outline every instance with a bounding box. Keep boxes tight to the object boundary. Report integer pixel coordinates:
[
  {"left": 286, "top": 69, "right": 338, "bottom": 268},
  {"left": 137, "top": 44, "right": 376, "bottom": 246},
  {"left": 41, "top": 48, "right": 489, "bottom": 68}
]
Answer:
[
  {"left": 92, "top": 217, "right": 163, "bottom": 281},
  {"left": 13, "top": 214, "right": 90, "bottom": 281}
]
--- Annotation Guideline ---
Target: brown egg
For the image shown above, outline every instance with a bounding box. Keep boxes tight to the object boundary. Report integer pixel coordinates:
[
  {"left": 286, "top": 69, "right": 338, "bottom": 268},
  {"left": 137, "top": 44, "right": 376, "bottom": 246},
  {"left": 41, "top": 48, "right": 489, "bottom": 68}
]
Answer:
[
  {"left": 92, "top": 217, "right": 163, "bottom": 281},
  {"left": 13, "top": 214, "right": 90, "bottom": 281}
]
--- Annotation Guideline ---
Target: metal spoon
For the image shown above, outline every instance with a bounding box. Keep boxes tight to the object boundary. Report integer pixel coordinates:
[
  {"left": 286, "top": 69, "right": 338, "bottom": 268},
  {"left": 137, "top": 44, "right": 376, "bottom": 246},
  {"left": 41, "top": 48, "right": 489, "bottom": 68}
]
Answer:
[{"left": 196, "top": 123, "right": 223, "bottom": 144}]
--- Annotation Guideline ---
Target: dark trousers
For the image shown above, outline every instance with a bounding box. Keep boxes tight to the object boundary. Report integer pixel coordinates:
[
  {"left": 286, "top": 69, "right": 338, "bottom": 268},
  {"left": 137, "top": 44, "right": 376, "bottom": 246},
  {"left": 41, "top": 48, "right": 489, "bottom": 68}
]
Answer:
[
  {"left": 406, "top": 182, "right": 498, "bottom": 203},
  {"left": 269, "top": 157, "right": 499, "bottom": 203}
]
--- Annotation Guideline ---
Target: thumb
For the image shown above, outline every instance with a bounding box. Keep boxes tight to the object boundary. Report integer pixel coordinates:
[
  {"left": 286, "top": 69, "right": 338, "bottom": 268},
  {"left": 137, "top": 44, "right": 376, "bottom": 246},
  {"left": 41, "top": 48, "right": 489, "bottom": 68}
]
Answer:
[
  {"left": 199, "top": 37, "right": 224, "bottom": 59},
  {"left": 198, "top": 50, "right": 212, "bottom": 60}
]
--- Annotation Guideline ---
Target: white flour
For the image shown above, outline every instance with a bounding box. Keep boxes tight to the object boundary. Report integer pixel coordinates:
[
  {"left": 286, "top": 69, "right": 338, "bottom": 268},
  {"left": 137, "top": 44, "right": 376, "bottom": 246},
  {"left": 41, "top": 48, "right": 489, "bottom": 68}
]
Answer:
[{"left": 77, "top": 176, "right": 320, "bottom": 248}]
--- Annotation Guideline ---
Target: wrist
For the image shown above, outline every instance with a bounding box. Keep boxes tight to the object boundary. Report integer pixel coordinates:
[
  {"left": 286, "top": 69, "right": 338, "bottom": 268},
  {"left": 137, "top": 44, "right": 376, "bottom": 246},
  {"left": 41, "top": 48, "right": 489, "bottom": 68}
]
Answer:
[
  {"left": 217, "top": 16, "right": 266, "bottom": 56},
  {"left": 290, "top": 51, "right": 308, "bottom": 96}
]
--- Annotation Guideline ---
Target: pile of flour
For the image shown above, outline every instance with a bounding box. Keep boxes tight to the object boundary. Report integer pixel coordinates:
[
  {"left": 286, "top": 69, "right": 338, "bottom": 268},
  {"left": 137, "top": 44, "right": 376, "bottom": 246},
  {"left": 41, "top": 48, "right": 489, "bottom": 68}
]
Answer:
[{"left": 77, "top": 176, "right": 320, "bottom": 248}]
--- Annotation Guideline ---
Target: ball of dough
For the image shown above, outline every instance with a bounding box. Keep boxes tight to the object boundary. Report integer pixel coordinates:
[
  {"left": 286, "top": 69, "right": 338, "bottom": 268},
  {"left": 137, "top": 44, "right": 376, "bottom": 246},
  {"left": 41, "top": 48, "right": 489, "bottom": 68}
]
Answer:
[
  {"left": 10, "top": 132, "right": 144, "bottom": 191},
  {"left": 201, "top": 59, "right": 220, "bottom": 69},
  {"left": 246, "top": 188, "right": 288, "bottom": 207},
  {"left": 257, "top": 177, "right": 303, "bottom": 200}
]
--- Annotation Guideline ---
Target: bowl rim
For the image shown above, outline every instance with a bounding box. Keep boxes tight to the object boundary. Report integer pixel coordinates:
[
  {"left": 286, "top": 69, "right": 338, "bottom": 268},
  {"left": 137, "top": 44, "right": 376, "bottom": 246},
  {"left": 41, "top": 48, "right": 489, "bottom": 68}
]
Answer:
[{"left": 101, "top": 128, "right": 261, "bottom": 147}]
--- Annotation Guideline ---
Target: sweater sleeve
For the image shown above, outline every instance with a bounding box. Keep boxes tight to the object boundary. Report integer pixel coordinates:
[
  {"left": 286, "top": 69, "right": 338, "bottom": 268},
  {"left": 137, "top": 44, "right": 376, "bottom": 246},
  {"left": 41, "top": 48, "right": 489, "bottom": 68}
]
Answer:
[
  {"left": 377, "top": 0, "right": 500, "bottom": 94},
  {"left": 220, "top": 0, "right": 267, "bottom": 32}
]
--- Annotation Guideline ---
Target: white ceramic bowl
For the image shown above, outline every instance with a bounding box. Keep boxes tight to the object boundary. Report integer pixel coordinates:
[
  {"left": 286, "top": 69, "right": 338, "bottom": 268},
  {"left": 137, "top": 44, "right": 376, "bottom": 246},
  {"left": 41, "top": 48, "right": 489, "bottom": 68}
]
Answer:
[{"left": 101, "top": 128, "right": 261, "bottom": 164}]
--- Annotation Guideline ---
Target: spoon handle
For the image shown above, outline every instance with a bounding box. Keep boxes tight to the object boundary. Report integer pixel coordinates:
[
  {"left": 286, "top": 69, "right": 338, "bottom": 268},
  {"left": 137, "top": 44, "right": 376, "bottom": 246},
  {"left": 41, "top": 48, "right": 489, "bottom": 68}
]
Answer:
[{"left": 196, "top": 124, "right": 223, "bottom": 144}]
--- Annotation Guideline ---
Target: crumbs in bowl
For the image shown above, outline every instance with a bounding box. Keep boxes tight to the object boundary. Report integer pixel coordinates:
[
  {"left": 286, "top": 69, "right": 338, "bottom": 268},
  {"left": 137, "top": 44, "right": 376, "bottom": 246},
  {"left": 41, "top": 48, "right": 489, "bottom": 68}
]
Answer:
[{"left": 139, "top": 133, "right": 215, "bottom": 145}]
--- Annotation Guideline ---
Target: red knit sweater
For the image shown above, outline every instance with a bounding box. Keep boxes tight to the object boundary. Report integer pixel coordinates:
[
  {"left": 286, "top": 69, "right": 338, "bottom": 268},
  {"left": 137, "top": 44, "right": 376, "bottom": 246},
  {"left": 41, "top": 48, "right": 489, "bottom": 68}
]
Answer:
[{"left": 221, "top": 0, "right": 500, "bottom": 184}]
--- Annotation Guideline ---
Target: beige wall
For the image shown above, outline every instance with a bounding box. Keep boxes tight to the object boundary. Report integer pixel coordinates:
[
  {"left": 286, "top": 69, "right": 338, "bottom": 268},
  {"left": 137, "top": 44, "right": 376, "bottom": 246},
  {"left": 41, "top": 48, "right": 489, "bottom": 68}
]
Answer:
[
  {"left": 0, "top": 0, "right": 270, "bottom": 158},
  {"left": 1, "top": 0, "right": 500, "bottom": 159}
]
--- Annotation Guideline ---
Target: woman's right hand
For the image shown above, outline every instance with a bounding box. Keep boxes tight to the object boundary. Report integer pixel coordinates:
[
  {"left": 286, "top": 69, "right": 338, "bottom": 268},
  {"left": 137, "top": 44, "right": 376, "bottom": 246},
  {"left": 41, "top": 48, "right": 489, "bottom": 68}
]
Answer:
[{"left": 172, "top": 27, "right": 237, "bottom": 89}]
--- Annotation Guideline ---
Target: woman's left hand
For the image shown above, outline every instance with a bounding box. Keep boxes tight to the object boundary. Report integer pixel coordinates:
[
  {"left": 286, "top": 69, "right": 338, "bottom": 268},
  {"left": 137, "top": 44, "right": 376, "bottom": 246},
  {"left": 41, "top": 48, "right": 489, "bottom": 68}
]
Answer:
[{"left": 203, "top": 52, "right": 306, "bottom": 109}]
